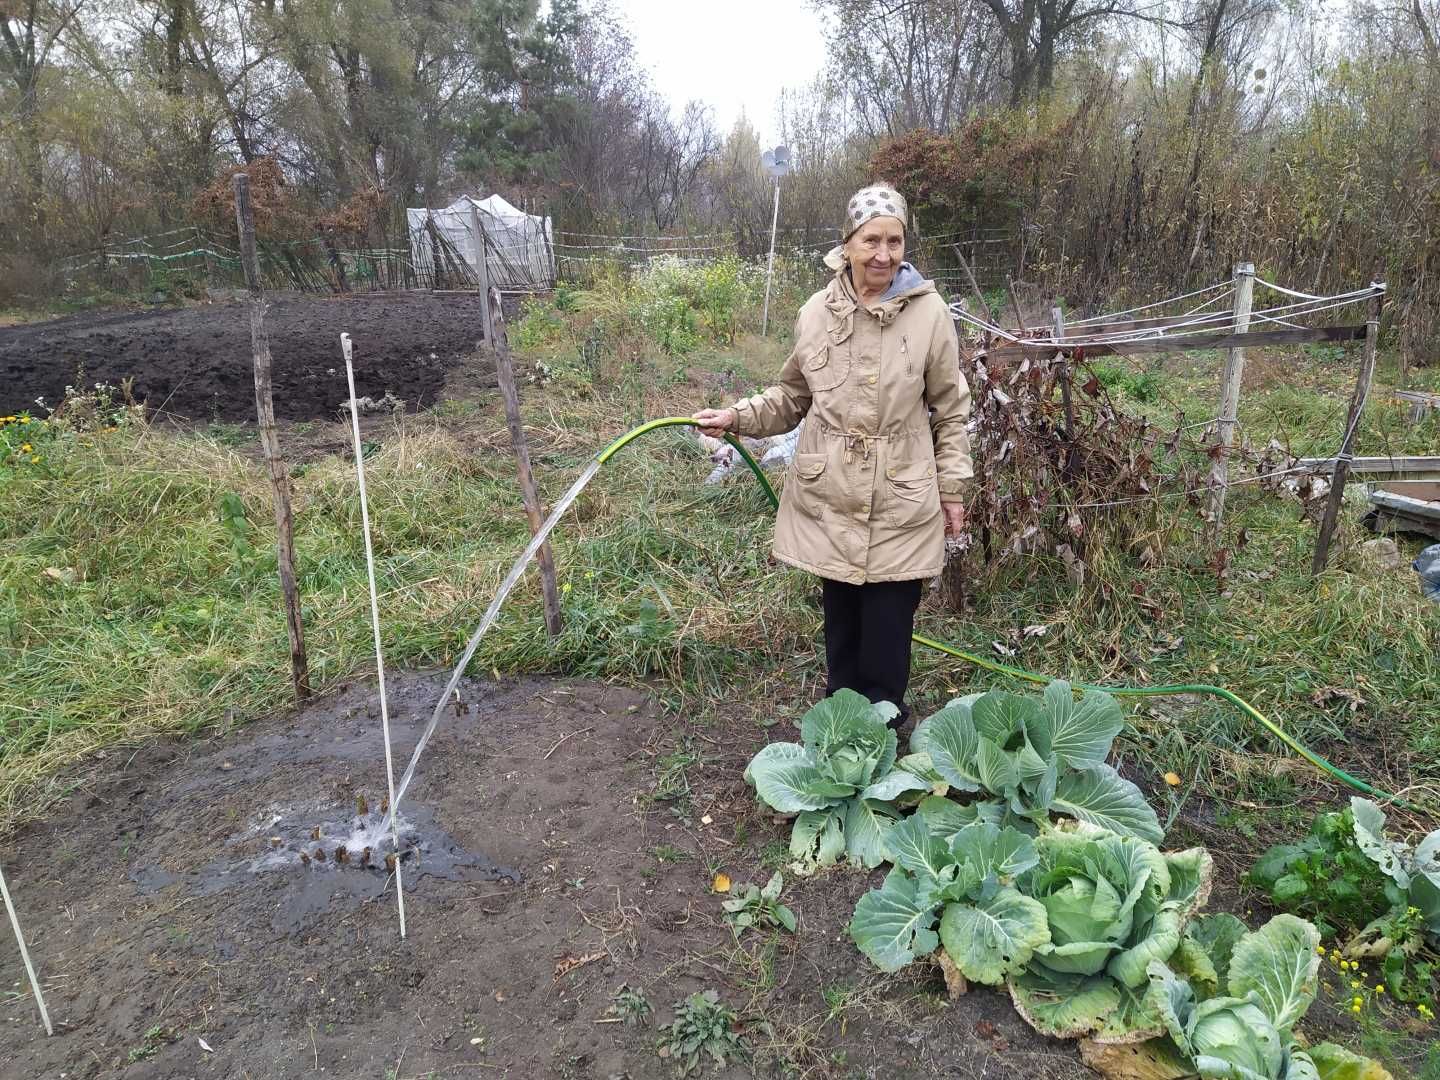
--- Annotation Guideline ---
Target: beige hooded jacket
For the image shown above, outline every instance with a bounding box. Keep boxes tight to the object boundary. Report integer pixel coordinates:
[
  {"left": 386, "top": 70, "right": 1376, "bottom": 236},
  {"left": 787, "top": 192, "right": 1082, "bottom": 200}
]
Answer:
[{"left": 729, "top": 267, "right": 973, "bottom": 584}]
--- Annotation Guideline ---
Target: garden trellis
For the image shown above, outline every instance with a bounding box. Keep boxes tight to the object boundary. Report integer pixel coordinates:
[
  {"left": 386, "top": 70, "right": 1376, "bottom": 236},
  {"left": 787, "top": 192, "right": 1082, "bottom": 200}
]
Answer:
[{"left": 950, "top": 265, "right": 1391, "bottom": 571}]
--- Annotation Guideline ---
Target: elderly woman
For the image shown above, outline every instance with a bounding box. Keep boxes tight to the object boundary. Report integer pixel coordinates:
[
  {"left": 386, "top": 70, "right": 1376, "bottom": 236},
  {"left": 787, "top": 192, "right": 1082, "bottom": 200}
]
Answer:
[{"left": 694, "top": 185, "right": 973, "bottom": 727}]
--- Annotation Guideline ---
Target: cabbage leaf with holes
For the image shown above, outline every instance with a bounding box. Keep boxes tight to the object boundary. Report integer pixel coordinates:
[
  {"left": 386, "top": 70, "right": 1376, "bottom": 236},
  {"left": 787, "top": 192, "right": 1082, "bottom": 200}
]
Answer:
[
  {"left": 743, "top": 690, "right": 928, "bottom": 873},
  {"left": 909, "top": 681, "right": 1162, "bottom": 842}
]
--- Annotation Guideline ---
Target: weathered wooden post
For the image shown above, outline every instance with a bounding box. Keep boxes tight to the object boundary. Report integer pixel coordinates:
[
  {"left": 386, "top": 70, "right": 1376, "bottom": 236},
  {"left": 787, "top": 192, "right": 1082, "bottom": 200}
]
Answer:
[
  {"left": 1209, "top": 262, "right": 1255, "bottom": 531},
  {"left": 469, "top": 202, "right": 493, "bottom": 338},
  {"left": 488, "top": 287, "right": 563, "bottom": 637},
  {"left": 233, "top": 172, "right": 310, "bottom": 700},
  {"left": 1312, "top": 288, "right": 1384, "bottom": 574},
  {"left": 1053, "top": 306, "right": 1078, "bottom": 485}
]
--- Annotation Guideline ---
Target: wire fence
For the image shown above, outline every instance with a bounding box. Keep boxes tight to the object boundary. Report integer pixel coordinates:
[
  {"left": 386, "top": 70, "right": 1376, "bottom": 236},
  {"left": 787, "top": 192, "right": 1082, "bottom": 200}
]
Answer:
[{"left": 57, "top": 218, "right": 1027, "bottom": 302}]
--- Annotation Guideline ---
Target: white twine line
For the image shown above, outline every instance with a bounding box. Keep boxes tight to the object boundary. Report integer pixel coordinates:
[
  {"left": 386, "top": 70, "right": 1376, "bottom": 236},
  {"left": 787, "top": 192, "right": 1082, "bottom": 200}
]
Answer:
[
  {"left": 341, "top": 333, "right": 407, "bottom": 940},
  {"left": 0, "top": 861, "right": 52, "bottom": 1035},
  {"left": 951, "top": 283, "right": 1383, "bottom": 348},
  {"left": 1066, "top": 280, "right": 1235, "bottom": 325}
]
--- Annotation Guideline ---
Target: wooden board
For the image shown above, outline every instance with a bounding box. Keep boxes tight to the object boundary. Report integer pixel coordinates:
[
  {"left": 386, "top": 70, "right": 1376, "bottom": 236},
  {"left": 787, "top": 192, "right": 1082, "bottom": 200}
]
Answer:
[{"left": 1297, "top": 456, "right": 1440, "bottom": 480}]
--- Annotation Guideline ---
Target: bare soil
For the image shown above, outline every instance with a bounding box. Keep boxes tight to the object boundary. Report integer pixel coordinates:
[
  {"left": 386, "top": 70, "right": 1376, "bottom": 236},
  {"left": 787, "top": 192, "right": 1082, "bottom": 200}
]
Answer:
[
  {"left": 0, "top": 672, "right": 1085, "bottom": 1080},
  {"left": 0, "top": 293, "right": 491, "bottom": 424}
]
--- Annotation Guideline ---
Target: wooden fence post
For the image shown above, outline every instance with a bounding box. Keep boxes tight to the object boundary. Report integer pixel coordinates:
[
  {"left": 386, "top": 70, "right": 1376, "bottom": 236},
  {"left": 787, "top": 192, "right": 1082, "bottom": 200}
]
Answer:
[
  {"left": 469, "top": 203, "right": 493, "bottom": 344},
  {"left": 1053, "top": 306, "right": 1078, "bottom": 484},
  {"left": 233, "top": 173, "right": 310, "bottom": 700},
  {"left": 1209, "top": 262, "right": 1255, "bottom": 531},
  {"left": 489, "top": 287, "right": 563, "bottom": 637},
  {"left": 1312, "top": 290, "right": 1384, "bottom": 575}
]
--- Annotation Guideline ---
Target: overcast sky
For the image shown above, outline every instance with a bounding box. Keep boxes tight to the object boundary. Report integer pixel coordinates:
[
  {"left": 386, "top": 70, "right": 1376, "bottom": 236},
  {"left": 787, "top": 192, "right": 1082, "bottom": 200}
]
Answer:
[{"left": 607, "top": 0, "right": 830, "bottom": 144}]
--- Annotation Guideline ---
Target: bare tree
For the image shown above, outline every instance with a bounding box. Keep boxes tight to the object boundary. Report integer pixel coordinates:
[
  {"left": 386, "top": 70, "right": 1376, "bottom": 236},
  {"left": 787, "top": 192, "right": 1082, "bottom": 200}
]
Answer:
[
  {"left": 816, "top": 0, "right": 1004, "bottom": 136},
  {"left": 1, "top": 0, "right": 86, "bottom": 248}
]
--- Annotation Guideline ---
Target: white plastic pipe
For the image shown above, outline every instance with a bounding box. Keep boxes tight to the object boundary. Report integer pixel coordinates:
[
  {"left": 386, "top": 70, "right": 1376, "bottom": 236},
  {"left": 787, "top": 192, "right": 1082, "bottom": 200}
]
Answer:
[
  {"left": 761, "top": 178, "right": 781, "bottom": 336},
  {"left": 0, "top": 860, "right": 52, "bottom": 1034},
  {"left": 340, "top": 332, "right": 407, "bottom": 939}
]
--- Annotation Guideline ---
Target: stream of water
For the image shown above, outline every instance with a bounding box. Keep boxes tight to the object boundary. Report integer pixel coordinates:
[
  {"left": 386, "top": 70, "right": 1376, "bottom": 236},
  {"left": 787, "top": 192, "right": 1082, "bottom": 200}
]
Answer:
[{"left": 382, "top": 456, "right": 604, "bottom": 831}]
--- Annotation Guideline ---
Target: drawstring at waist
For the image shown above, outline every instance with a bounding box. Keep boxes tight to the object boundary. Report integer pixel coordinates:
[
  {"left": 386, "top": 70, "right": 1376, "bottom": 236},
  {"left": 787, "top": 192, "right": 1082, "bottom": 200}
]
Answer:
[
  {"left": 817, "top": 423, "right": 928, "bottom": 465},
  {"left": 843, "top": 432, "right": 873, "bottom": 464}
]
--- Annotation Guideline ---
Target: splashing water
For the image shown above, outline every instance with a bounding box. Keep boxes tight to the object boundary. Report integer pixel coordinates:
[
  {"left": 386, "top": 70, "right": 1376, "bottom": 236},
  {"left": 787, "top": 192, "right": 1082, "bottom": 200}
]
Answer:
[{"left": 382, "top": 457, "right": 604, "bottom": 831}]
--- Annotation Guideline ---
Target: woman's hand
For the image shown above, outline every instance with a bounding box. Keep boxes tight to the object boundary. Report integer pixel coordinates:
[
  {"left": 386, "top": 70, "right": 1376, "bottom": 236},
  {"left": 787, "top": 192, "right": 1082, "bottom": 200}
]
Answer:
[
  {"left": 692, "top": 407, "right": 737, "bottom": 439},
  {"left": 942, "top": 500, "right": 966, "bottom": 537}
]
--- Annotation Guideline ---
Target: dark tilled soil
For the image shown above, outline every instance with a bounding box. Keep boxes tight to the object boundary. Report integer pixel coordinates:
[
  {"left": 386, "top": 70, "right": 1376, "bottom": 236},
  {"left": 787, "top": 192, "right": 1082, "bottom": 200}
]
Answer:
[
  {"left": 0, "top": 293, "right": 491, "bottom": 424},
  {"left": 0, "top": 672, "right": 1083, "bottom": 1080}
]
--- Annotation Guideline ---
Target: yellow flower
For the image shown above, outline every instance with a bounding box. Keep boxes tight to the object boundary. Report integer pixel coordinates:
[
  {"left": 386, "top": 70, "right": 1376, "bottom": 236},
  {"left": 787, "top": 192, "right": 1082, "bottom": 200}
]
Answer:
[
  {"left": 1351, "top": 1004, "right": 1362, "bottom": 1014},
  {"left": 712, "top": 873, "right": 731, "bottom": 893},
  {"left": 20, "top": 443, "right": 31, "bottom": 452},
  {"left": 1375, "top": 985, "right": 1385, "bottom": 994},
  {"left": 561, "top": 582, "right": 572, "bottom": 595},
  {"left": 29, "top": 455, "right": 39, "bottom": 464},
  {"left": 1353, "top": 996, "right": 1364, "bottom": 1007},
  {"left": 1351, "top": 980, "right": 1361, "bottom": 989},
  {"left": 1163, "top": 771, "right": 1181, "bottom": 787}
]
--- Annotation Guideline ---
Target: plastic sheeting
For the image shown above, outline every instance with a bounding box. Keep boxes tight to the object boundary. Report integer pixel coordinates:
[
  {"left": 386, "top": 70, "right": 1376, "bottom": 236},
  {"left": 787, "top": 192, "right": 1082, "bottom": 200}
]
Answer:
[{"left": 406, "top": 194, "right": 555, "bottom": 289}]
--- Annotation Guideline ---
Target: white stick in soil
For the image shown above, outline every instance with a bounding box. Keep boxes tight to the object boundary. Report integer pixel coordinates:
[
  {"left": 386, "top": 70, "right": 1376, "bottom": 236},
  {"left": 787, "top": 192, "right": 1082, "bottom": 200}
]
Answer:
[
  {"left": 0, "top": 861, "right": 52, "bottom": 1035},
  {"left": 341, "top": 332, "right": 407, "bottom": 939}
]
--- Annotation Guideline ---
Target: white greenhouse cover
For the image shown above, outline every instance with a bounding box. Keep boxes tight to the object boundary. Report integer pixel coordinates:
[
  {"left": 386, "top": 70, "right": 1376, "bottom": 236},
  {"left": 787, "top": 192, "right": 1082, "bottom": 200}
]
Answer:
[{"left": 406, "top": 194, "right": 555, "bottom": 289}]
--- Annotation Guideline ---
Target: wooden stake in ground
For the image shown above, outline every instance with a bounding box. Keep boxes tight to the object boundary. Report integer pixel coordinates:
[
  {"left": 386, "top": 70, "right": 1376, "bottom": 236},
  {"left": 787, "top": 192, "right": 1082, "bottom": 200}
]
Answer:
[
  {"left": 233, "top": 172, "right": 310, "bottom": 699},
  {"left": 488, "top": 287, "right": 563, "bottom": 637},
  {"left": 1313, "top": 289, "right": 1385, "bottom": 574},
  {"left": 1, "top": 861, "right": 51, "bottom": 1035},
  {"left": 1053, "top": 306, "right": 1077, "bottom": 484},
  {"left": 1208, "top": 262, "right": 1255, "bottom": 531},
  {"left": 340, "top": 332, "right": 406, "bottom": 938}
]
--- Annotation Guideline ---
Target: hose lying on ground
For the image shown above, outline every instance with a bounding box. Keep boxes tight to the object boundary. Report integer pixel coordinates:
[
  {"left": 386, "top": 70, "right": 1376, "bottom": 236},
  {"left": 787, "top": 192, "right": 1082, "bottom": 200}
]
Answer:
[{"left": 599, "top": 416, "right": 1412, "bottom": 808}]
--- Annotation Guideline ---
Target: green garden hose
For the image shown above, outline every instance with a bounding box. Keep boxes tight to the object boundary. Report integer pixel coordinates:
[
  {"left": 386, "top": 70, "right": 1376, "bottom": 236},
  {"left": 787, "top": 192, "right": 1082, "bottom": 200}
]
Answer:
[{"left": 596, "top": 417, "right": 1411, "bottom": 808}]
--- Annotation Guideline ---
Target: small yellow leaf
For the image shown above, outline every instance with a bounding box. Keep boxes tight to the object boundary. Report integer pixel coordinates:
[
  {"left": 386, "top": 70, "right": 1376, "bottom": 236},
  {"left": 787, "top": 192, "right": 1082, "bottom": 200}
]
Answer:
[
  {"left": 1163, "top": 772, "right": 1182, "bottom": 787},
  {"left": 712, "top": 873, "right": 731, "bottom": 893}
]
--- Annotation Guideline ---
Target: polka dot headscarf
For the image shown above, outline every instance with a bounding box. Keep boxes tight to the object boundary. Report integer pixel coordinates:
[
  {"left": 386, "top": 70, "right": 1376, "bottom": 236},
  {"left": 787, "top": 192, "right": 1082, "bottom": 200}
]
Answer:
[
  {"left": 823, "top": 184, "right": 909, "bottom": 269},
  {"left": 844, "top": 184, "right": 908, "bottom": 239}
]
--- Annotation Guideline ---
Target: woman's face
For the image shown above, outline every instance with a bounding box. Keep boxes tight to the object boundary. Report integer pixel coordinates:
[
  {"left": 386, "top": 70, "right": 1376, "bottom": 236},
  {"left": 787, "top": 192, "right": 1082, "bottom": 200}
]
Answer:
[{"left": 843, "top": 216, "right": 905, "bottom": 294}]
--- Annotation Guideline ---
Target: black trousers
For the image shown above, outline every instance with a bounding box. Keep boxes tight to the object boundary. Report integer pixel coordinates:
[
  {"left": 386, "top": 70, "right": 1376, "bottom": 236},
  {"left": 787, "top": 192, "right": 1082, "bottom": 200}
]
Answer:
[{"left": 821, "top": 578, "right": 923, "bottom": 724}]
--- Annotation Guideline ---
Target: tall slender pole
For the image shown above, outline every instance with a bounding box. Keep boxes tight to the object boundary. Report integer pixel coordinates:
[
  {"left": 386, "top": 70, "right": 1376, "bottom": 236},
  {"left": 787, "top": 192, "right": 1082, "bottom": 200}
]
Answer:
[
  {"left": 470, "top": 204, "right": 493, "bottom": 346},
  {"left": 340, "top": 334, "right": 406, "bottom": 938},
  {"left": 489, "top": 289, "right": 564, "bottom": 637},
  {"left": 761, "top": 178, "right": 781, "bottom": 337},
  {"left": 0, "top": 862, "right": 51, "bottom": 1034},
  {"left": 233, "top": 173, "right": 310, "bottom": 700},
  {"left": 1053, "top": 306, "right": 1077, "bottom": 486},
  {"left": 1209, "top": 262, "right": 1255, "bottom": 532},
  {"left": 1312, "top": 290, "right": 1384, "bottom": 574}
]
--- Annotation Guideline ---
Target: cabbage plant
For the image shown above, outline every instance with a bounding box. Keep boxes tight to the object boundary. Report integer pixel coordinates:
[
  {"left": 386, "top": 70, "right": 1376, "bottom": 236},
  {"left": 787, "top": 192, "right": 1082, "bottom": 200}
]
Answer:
[
  {"left": 1007, "top": 824, "right": 1213, "bottom": 1042},
  {"left": 848, "top": 814, "right": 1050, "bottom": 984},
  {"left": 743, "top": 690, "right": 929, "bottom": 873},
  {"left": 1147, "top": 912, "right": 1386, "bottom": 1080},
  {"left": 1349, "top": 797, "right": 1440, "bottom": 937},
  {"left": 909, "top": 681, "right": 1163, "bottom": 843}
]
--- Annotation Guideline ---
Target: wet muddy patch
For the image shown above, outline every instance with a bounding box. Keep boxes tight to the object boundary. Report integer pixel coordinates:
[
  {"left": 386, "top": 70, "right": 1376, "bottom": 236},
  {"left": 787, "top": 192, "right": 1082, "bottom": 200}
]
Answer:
[{"left": 0, "top": 671, "right": 1079, "bottom": 1080}]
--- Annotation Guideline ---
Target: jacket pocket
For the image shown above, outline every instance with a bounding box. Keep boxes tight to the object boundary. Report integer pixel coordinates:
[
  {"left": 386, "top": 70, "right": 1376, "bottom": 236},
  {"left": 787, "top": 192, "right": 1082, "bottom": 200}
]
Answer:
[
  {"left": 788, "top": 452, "right": 828, "bottom": 520},
  {"left": 803, "top": 343, "right": 850, "bottom": 393},
  {"left": 885, "top": 458, "right": 941, "bottom": 530}
]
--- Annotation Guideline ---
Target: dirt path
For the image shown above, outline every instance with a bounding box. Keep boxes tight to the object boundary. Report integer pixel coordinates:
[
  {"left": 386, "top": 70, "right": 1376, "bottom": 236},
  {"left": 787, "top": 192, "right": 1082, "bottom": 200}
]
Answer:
[
  {"left": 0, "top": 672, "right": 1084, "bottom": 1080},
  {"left": 0, "top": 293, "right": 491, "bottom": 424}
]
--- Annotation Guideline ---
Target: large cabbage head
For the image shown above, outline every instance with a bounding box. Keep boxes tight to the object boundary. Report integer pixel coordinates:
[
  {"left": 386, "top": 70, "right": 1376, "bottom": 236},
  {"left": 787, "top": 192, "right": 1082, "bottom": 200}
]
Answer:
[
  {"left": 1026, "top": 826, "right": 1172, "bottom": 980},
  {"left": 1189, "top": 997, "right": 1285, "bottom": 1080}
]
